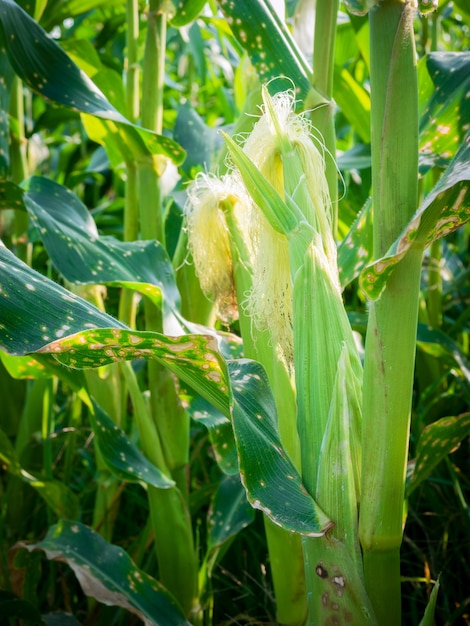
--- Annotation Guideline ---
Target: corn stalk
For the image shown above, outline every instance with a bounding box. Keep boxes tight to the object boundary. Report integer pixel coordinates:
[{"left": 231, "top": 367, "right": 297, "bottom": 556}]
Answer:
[{"left": 359, "top": 2, "right": 422, "bottom": 625}]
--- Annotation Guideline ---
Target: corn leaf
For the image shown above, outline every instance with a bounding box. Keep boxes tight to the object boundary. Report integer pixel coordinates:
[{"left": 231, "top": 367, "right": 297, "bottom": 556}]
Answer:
[
  {"left": 360, "top": 137, "right": 470, "bottom": 300},
  {"left": 170, "top": 0, "right": 207, "bottom": 27},
  {"left": 22, "top": 520, "right": 190, "bottom": 626},
  {"left": 229, "top": 360, "right": 333, "bottom": 537},
  {"left": 0, "top": 0, "right": 184, "bottom": 165},
  {"left": 89, "top": 401, "right": 176, "bottom": 490},
  {"left": 418, "top": 577, "right": 440, "bottom": 626},
  {"left": 207, "top": 473, "right": 254, "bottom": 552},
  {"left": 218, "top": 0, "right": 313, "bottom": 103},
  {"left": 420, "top": 52, "right": 470, "bottom": 170},
  {"left": 0, "top": 428, "right": 80, "bottom": 519},
  {"left": 21, "top": 177, "right": 181, "bottom": 318},
  {"left": 407, "top": 413, "right": 470, "bottom": 496}
]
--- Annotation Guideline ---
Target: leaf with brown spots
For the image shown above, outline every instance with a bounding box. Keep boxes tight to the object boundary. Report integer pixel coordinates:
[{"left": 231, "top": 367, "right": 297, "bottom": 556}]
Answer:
[
  {"left": 21, "top": 520, "right": 190, "bottom": 625},
  {"left": 407, "top": 412, "right": 470, "bottom": 496}
]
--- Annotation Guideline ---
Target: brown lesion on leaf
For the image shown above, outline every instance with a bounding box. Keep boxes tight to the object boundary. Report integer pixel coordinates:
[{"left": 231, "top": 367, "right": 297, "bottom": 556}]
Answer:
[{"left": 315, "top": 562, "right": 328, "bottom": 578}]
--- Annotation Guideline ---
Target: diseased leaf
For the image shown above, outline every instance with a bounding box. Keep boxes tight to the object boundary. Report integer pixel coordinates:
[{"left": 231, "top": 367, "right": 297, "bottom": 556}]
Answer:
[
  {"left": 218, "top": 0, "right": 313, "bottom": 104},
  {"left": 0, "top": 0, "right": 185, "bottom": 165},
  {"left": 420, "top": 52, "right": 470, "bottom": 170},
  {"left": 0, "top": 244, "right": 231, "bottom": 416},
  {"left": 407, "top": 413, "right": 470, "bottom": 496},
  {"left": 360, "top": 138, "right": 470, "bottom": 300},
  {"left": 21, "top": 176, "right": 181, "bottom": 321},
  {"left": 89, "top": 401, "right": 175, "bottom": 490},
  {"left": 186, "top": 393, "right": 238, "bottom": 475},
  {"left": 170, "top": 0, "right": 206, "bottom": 27},
  {"left": 0, "top": 241, "right": 128, "bottom": 355},
  {"left": 229, "top": 360, "right": 333, "bottom": 537},
  {"left": 207, "top": 473, "right": 254, "bottom": 552},
  {"left": 22, "top": 520, "right": 190, "bottom": 626}
]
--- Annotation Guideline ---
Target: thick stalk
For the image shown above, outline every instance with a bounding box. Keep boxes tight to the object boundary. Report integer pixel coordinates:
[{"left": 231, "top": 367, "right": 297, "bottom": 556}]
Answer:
[
  {"left": 359, "top": 3, "right": 421, "bottom": 624},
  {"left": 310, "top": 0, "right": 339, "bottom": 230},
  {"left": 138, "top": 2, "right": 198, "bottom": 615}
]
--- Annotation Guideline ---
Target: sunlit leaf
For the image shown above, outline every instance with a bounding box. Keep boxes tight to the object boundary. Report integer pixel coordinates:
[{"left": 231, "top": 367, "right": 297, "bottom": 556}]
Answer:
[
  {"left": 21, "top": 176, "right": 181, "bottom": 319},
  {"left": 218, "top": 0, "right": 313, "bottom": 103},
  {"left": 360, "top": 137, "right": 470, "bottom": 299},
  {"left": 170, "top": 0, "right": 207, "bottom": 27},
  {"left": 407, "top": 413, "right": 470, "bottom": 496},
  {"left": 338, "top": 198, "right": 373, "bottom": 288},
  {"left": 420, "top": 52, "right": 470, "bottom": 170},
  {"left": 22, "top": 520, "right": 190, "bottom": 626},
  {"left": 0, "top": 0, "right": 185, "bottom": 165},
  {"left": 89, "top": 401, "right": 176, "bottom": 489}
]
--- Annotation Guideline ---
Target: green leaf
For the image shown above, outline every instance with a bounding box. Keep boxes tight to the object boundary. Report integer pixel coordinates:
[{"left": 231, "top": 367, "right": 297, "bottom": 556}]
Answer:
[
  {"left": 23, "top": 520, "right": 190, "bottom": 626},
  {"left": 0, "top": 428, "right": 80, "bottom": 519},
  {"left": 218, "top": 0, "right": 313, "bottom": 103},
  {"left": 20, "top": 177, "right": 181, "bottom": 319},
  {"left": 360, "top": 137, "right": 470, "bottom": 300},
  {"left": 0, "top": 0, "right": 185, "bottom": 165},
  {"left": 170, "top": 0, "right": 207, "bottom": 27},
  {"left": 207, "top": 473, "right": 254, "bottom": 552},
  {"left": 0, "top": 42, "right": 15, "bottom": 175},
  {"left": 229, "top": 360, "right": 333, "bottom": 537},
  {"left": 418, "top": 577, "right": 440, "bottom": 626},
  {"left": 0, "top": 242, "right": 128, "bottom": 355},
  {"left": 407, "top": 413, "right": 470, "bottom": 496},
  {"left": 185, "top": 393, "right": 238, "bottom": 475},
  {"left": 174, "top": 103, "right": 224, "bottom": 174},
  {"left": 420, "top": 52, "right": 470, "bottom": 169},
  {"left": 338, "top": 197, "right": 373, "bottom": 288},
  {"left": 89, "top": 401, "right": 176, "bottom": 489},
  {"left": 342, "top": 0, "right": 379, "bottom": 16},
  {"left": 0, "top": 243, "right": 231, "bottom": 414}
]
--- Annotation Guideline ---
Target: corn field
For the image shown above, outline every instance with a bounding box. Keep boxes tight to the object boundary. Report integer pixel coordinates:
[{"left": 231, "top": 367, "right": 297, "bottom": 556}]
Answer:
[{"left": 0, "top": 1, "right": 469, "bottom": 625}]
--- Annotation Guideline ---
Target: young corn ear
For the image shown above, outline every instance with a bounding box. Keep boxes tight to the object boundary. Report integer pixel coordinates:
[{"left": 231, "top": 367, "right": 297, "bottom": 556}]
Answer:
[
  {"left": 229, "top": 86, "right": 338, "bottom": 363},
  {"left": 185, "top": 173, "right": 252, "bottom": 320}
]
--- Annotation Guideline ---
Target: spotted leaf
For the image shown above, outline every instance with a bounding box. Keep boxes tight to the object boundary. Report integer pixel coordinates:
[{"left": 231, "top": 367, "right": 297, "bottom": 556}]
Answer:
[
  {"left": 419, "top": 52, "right": 470, "bottom": 170},
  {"left": 20, "top": 177, "right": 181, "bottom": 326},
  {"left": 22, "top": 520, "right": 190, "bottom": 626},
  {"left": 229, "top": 360, "right": 333, "bottom": 536},
  {"left": 407, "top": 413, "right": 470, "bottom": 496},
  {"left": 360, "top": 137, "right": 470, "bottom": 300},
  {"left": 0, "top": 0, "right": 184, "bottom": 165},
  {"left": 207, "top": 473, "right": 254, "bottom": 552},
  {"left": 89, "top": 402, "right": 175, "bottom": 490},
  {"left": 218, "top": 0, "right": 312, "bottom": 103}
]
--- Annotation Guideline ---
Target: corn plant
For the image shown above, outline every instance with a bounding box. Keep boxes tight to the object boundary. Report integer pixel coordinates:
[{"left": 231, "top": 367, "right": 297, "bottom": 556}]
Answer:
[{"left": 0, "top": 1, "right": 469, "bottom": 625}]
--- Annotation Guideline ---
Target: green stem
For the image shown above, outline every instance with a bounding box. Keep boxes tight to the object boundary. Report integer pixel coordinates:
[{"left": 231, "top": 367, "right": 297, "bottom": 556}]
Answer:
[
  {"left": 359, "top": 3, "right": 421, "bottom": 624},
  {"left": 9, "top": 76, "right": 29, "bottom": 262},
  {"left": 126, "top": 0, "right": 140, "bottom": 123},
  {"left": 137, "top": 3, "right": 198, "bottom": 615},
  {"left": 310, "top": 0, "right": 339, "bottom": 231}
]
